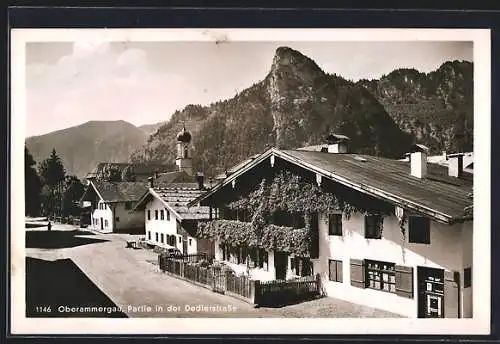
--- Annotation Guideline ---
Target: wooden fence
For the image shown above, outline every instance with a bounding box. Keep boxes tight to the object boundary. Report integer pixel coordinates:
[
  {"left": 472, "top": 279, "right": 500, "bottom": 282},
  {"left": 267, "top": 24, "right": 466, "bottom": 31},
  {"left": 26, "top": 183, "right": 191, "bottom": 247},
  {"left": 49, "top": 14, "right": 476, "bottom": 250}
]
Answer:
[
  {"left": 256, "top": 275, "right": 321, "bottom": 307},
  {"left": 158, "top": 255, "right": 320, "bottom": 307}
]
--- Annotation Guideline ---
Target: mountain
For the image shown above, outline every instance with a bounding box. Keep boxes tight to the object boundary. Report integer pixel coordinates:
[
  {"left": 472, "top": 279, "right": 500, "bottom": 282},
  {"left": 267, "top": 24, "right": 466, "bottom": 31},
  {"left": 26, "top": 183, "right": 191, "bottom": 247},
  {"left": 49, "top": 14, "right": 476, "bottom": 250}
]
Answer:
[
  {"left": 357, "top": 60, "right": 473, "bottom": 154},
  {"left": 130, "top": 46, "right": 414, "bottom": 177},
  {"left": 26, "top": 120, "right": 148, "bottom": 178},
  {"left": 139, "top": 122, "right": 166, "bottom": 135}
]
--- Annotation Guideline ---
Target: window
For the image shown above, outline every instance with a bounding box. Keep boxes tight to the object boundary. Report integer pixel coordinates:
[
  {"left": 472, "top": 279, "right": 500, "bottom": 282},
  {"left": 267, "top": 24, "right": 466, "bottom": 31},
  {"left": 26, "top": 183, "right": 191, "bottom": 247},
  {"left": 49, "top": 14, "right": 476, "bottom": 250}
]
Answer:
[
  {"left": 155, "top": 210, "right": 158, "bottom": 220},
  {"left": 147, "top": 210, "right": 151, "bottom": 220},
  {"left": 189, "top": 238, "right": 192, "bottom": 246},
  {"left": 408, "top": 216, "right": 430, "bottom": 244},
  {"left": 178, "top": 236, "right": 182, "bottom": 243},
  {"left": 125, "top": 202, "right": 132, "bottom": 210},
  {"left": 115, "top": 217, "right": 120, "bottom": 222},
  {"left": 160, "top": 210, "right": 164, "bottom": 220},
  {"left": 365, "top": 260, "right": 396, "bottom": 293},
  {"left": 148, "top": 231, "right": 151, "bottom": 240},
  {"left": 104, "top": 219, "right": 108, "bottom": 227},
  {"left": 259, "top": 249, "right": 269, "bottom": 270},
  {"left": 291, "top": 257, "right": 313, "bottom": 277},
  {"left": 166, "top": 210, "right": 170, "bottom": 221},
  {"left": 328, "top": 214, "right": 342, "bottom": 236},
  {"left": 464, "top": 267, "right": 472, "bottom": 288},
  {"left": 365, "top": 215, "right": 383, "bottom": 239},
  {"left": 220, "top": 244, "right": 226, "bottom": 261},
  {"left": 273, "top": 210, "right": 305, "bottom": 228},
  {"left": 155, "top": 232, "right": 159, "bottom": 242},
  {"left": 160, "top": 234, "right": 164, "bottom": 243},
  {"left": 329, "top": 260, "right": 343, "bottom": 282}
]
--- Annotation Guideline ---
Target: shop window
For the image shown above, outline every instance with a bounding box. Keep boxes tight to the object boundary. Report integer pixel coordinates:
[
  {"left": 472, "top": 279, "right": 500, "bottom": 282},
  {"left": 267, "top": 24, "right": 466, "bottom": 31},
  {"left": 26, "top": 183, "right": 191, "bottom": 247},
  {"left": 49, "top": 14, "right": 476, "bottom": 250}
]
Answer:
[{"left": 365, "top": 259, "right": 396, "bottom": 293}]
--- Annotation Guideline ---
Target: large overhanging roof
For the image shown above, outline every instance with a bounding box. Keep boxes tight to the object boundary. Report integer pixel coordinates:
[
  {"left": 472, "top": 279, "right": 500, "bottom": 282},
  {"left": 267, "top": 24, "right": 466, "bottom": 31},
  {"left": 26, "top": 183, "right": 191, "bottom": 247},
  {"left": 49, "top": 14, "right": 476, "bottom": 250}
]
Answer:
[{"left": 188, "top": 148, "right": 473, "bottom": 224}]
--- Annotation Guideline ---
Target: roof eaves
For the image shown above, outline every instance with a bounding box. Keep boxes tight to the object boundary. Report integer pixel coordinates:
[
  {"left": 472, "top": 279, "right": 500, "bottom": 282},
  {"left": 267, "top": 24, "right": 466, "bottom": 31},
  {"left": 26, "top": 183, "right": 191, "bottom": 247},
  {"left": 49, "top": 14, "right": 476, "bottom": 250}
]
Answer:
[
  {"left": 186, "top": 147, "right": 276, "bottom": 207},
  {"left": 277, "top": 150, "right": 454, "bottom": 224}
]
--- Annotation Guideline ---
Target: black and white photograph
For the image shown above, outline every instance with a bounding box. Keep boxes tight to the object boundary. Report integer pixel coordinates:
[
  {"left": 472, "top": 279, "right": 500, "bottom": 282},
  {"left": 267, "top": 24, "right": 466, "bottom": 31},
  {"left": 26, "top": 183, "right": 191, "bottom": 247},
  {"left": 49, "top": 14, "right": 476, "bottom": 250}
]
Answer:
[{"left": 10, "top": 28, "right": 491, "bottom": 335}]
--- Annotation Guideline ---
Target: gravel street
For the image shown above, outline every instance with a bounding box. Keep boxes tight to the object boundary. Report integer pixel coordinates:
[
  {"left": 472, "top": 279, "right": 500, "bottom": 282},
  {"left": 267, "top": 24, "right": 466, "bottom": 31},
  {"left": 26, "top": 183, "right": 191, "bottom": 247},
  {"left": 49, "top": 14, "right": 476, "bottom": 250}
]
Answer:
[{"left": 26, "top": 223, "right": 401, "bottom": 318}]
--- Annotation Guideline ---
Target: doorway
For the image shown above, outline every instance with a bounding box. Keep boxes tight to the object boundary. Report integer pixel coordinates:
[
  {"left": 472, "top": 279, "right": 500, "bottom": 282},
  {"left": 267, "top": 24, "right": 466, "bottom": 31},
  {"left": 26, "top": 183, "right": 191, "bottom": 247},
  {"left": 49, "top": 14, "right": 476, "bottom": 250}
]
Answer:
[
  {"left": 100, "top": 217, "right": 104, "bottom": 230},
  {"left": 274, "top": 251, "right": 288, "bottom": 280},
  {"left": 417, "top": 266, "right": 445, "bottom": 318}
]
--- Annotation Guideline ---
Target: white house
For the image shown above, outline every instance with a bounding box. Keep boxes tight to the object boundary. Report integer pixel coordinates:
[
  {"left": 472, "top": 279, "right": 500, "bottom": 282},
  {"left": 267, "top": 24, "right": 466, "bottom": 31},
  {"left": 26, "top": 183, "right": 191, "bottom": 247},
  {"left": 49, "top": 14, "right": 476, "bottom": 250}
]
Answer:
[
  {"left": 132, "top": 126, "right": 214, "bottom": 256},
  {"left": 79, "top": 181, "right": 149, "bottom": 233},
  {"left": 190, "top": 136, "right": 473, "bottom": 319}
]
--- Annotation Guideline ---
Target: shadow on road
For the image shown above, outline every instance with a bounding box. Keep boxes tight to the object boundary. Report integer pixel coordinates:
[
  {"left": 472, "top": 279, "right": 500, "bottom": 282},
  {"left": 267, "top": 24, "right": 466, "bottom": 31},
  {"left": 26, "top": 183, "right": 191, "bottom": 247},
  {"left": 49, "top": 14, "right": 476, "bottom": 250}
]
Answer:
[
  {"left": 26, "top": 230, "right": 108, "bottom": 249},
  {"left": 26, "top": 257, "right": 127, "bottom": 318}
]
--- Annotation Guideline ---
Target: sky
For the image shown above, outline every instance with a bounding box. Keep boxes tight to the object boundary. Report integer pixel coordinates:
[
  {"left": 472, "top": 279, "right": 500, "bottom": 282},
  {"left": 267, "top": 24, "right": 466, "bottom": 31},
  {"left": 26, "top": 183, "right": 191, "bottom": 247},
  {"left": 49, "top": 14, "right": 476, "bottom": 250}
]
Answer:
[{"left": 25, "top": 41, "right": 472, "bottom": 137}]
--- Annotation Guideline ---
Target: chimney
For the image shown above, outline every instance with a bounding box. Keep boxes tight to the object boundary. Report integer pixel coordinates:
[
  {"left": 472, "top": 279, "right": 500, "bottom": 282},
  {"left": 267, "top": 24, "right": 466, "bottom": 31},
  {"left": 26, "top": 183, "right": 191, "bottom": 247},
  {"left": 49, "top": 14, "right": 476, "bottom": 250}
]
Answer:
[
  {"left": 447, "top": 153, "right": 464, "bottom": 178},
  {"left": 148, "top": 176, "right": 154, "bottom": 188},
  {"left": 409, "top": 144, "right": 429, "bottom": 179},
  {"left": 196, "top": 172, "right": 205, "bottom": 190},
  {"left": 326, "top": 133, "right": 350, "bottom": 153},
  {"left": 442, "top": 151, "right": 448, "bottom": 160}
]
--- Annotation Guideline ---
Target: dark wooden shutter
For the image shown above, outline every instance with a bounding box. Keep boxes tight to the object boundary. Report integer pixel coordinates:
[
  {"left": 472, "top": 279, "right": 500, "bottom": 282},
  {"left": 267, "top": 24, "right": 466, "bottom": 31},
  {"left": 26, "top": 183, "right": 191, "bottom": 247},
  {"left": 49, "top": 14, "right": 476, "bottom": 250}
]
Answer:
[
  {"left": 444, "top": 270, "right": 460, "bottom": 318},
  {"left": 350, "top": 259, "right": 365, "bottom": 288},
  {"left": 337, "top": 260, "right": 343, "bottom": 283},
  {"left": 329, "top": 260, "right": 336, "bottom": 281},
  {"left": 395, "top": 265, "right": 414, "bottom": 298},
  {"left": 310, "top": 212, "right": 319, "bottom": 259}
]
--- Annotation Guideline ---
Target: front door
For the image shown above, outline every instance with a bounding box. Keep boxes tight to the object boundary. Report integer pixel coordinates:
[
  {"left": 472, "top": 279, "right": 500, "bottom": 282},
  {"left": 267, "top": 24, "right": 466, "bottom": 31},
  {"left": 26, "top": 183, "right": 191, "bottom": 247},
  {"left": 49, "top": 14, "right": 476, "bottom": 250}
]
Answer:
[
  {"left": 418, "top": 267, "right": 445, "bottom": 318},
  {"left": 100, "top": 217, "right": 104, "bottom": 230},
  {"left": 274, "top": 251, "right": 288, "bottom": 280}
]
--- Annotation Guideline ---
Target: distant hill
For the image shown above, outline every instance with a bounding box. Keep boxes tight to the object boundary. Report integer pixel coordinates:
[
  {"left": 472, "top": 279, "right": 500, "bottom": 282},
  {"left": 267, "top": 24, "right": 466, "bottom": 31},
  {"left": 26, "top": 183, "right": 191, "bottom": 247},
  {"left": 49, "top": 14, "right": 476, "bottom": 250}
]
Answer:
[
  {"left": 26, "top": 120, "right": 148, "bottom": 178},
  {"left": 130, "top": 46, "right": 414, "bottom": 177},
  {"left": 138, "top": 122, "right": 166, "bottom": 135},
  {"left": 357, "top": 60, "right": 473, "bottom": 154}
]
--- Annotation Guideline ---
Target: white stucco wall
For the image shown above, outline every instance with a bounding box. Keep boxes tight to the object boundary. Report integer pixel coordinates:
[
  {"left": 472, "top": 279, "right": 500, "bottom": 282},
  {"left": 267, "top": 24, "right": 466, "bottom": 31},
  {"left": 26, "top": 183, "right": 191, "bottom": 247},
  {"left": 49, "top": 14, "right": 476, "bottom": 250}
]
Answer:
[
  {"left": 113, "top": 202, "right": 145, "bottom": 232},
  {"left": 91, "top": 200, "right": 113, "bottom": 232},
  {"left": 314, "top": 212, "right": 472, "bottom": 318},
  {"left": 145, "top": 197, "right": 199, "bottom": 254}
]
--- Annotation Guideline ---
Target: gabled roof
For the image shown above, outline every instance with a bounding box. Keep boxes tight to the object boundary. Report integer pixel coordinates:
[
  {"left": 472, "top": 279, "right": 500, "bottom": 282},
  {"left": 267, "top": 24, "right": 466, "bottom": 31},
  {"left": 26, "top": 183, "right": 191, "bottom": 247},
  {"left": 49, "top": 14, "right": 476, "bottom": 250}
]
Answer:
[
  {"left": 189, "top": 148, "right": 473, "bottom": 224},
  {"left": 85, "top": 162, "right": 173, "bottom": 180},
  {"left": 215, "top": 154, "right": 261, "bottom": 180},
  {"left": 82, "top": 181, "right": 149, "bottom": 203},
  {"left": 154, "top": 170, "right": 197, "bottom": 186},
  {"left": 134, "top": 185, "right": 210, "bottom": 221}
]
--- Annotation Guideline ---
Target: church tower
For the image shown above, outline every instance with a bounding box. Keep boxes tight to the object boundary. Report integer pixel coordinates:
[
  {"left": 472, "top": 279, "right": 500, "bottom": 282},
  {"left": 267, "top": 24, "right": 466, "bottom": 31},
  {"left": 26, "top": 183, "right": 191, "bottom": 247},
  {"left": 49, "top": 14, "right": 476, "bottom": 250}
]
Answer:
[{"left": 175, "top": 125, "right": 193, "bottom": 176}]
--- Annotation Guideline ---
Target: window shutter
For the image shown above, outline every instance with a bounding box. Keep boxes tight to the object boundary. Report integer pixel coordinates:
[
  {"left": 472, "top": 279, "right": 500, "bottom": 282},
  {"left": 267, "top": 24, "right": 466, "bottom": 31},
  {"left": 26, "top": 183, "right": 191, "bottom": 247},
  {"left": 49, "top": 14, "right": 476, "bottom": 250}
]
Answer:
[
  {"left": 310, "top": 212, "right": 319, "bottom": 259},
  {"left": 329, "top": 260, "right": 337, "bottom": 281},
  {"left": 337, "top": 260, "right": 343, "bottom": 283},
  {"left": 444, "top": 270, "right": 460, "bottom": 318},
  {"left": 350, "top": 259, "right": 365, "bottom": 288},
  {"left": 395, "top": 265, "right": 414, "bottom": 298}
]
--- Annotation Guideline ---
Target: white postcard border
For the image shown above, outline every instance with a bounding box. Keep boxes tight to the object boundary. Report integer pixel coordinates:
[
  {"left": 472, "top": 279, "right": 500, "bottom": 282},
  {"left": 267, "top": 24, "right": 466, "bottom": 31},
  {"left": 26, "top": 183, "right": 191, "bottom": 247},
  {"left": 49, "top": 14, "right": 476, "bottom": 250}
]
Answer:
[{"left": 10, "top": 28, "right": 491, "bottom": 335}]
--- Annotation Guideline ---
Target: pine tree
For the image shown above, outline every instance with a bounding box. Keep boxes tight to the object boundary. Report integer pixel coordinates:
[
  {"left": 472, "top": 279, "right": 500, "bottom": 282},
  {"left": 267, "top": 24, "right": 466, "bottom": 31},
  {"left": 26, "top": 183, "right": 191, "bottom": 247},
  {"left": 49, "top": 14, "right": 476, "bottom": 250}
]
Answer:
[
  {"left": 38, "top": 148, "right": 66, "bottom": 217},
  {"left": 121, "top": 165, "right": 137, "bottom": 182},
  {"left": 61, "top": 175, "right": 85, "bottom": 217},
  {"left": 24, "top": 146, "right": 42, "bottom": 217}
]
